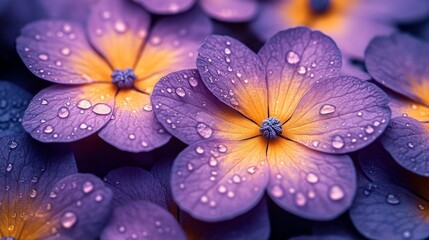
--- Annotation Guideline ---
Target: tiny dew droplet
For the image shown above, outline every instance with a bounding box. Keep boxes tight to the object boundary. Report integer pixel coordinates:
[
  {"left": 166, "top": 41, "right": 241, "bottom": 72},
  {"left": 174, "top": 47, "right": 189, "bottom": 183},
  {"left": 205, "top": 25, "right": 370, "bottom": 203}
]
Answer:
[
  {"left": 295, "top": 192, "right": 307, "bottom": 207},
  {"left": 92, "top": 103, "right": 112, "bottom": 115},
  {"left": 8, "top": 141, "right": 18, "bottom": 149},
  {"left": 143, "top": 104, "right": 153, "bottom": 112},
  {"left": 77, "top": 99, "right": 92, "bottom": 109},
  {"left": 286, "top": 51, "right": 300, "bottom": 64},
  {"left": 329, "top": 185, "right": 345, "bottom": 201},
  {"left": 43, "top": 125, "right": 54, "bottom": 134},
  {"left": 175, "top": 87, "right": 186, "bottom": 97},
  {"left": 331, "top": 135, "right": 345, "bottom": 149},
  {"left": 229, "top": 98, "right": 238, "bottom": 106},
  {"left": 58, "top": 107, "right": 70, "bottom": 118},
  {"left": 306, "top": 173, "right": 319, "bottom": 183},
  {"left": 61, "top": 211, "right": 77, "bottom": 229},
  {"left": 297, "top": 65, "right": 306, "bottom": 74},
  {"left": 270, "top": 185, "right": 284, "bottom": 198},
  {"left": 82, "top": 181, "right": 94, "bottom": 193},
  {"left": 385, "top": 193, "right": 400, "bottom": 205},
  {"left": 38, "top": 53, "right": 49, "bottom": 61},
  {"left": 319, "top": 104, "right": 336, "bottom": 115},
  {"left": 196, "top": 123, "right": 213, "bottom": 139}
]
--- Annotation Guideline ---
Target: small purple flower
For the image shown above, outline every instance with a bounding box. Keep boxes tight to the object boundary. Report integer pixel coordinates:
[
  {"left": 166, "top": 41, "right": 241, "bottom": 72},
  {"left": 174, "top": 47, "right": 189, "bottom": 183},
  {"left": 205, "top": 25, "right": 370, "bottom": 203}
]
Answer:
[
  {"left": 135, "top": 0, "right": 259, "bottom": 22},
  {"left": 251, "top": 0, "right": 429, "bottom": 59},
  {"left": 151, "top": 27, "right": 391, "bottom": 221},
  {"left": 17, "top": 0, "right": 212, "bottom": 152},
  {"left": 365, "top": 33, "right": 429, "bottom": 176},
  {"left": 0, "top": 134, "right": 112, "bottom": 239},
  {"left": 350, "top": 143, "right": 429, "bottom": 240}
]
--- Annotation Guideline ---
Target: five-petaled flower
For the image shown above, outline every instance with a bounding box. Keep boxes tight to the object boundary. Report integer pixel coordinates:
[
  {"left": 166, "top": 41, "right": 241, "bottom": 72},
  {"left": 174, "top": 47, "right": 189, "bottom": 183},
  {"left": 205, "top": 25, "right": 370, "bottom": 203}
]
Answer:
[
  {"left": 365, "top": 33, "right": 429, "bottom": 177},
  {"left": 17, "top": 0, "right": 211, "bottom": 152},
  {"left": 151, "top": 27, "right": 391, "bottom": 221}
]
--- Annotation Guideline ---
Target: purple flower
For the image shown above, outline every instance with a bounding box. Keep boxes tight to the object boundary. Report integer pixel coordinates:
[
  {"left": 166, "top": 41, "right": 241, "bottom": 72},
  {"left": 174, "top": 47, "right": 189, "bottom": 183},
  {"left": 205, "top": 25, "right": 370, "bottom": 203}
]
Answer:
[
  {"left": 0, "top": 134, "right": 112, "bottom": 239},
  {"left": 251, "top": 0, "right": 429, "bottom": 59},
  {"left": 350, "top": 143, "right": 429, "bottom": 240},
  {"left": 365, "top": 33, "right": 429, "bottom": 176},
  {"left": 17, "top": 0, "right": 212, "bottom": 152},
  {"left": 151, "top": 27, "right": 391, "bottom": 221},
  {"left": 135, "top": 0, "right": 259, "bottom": 22}
]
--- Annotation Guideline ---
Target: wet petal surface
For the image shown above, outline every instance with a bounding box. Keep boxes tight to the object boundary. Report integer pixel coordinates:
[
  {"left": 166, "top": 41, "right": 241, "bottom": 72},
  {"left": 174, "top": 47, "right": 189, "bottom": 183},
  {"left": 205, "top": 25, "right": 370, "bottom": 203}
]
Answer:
[
  {"left": 87, "top": 0, "right": 150, "bottom": 69},
  {"left": 134, "top": 8, "right": 212, "bottom": 94},
  {"left": 98, "top": 89, "right": 170, "bottom": 152},
  {"left": 200, "top": 0, "right": 258, "bottom": 22},
  {"left": 23, "top": 83, "right": 116, "bottom": 142},
  {"left": 267, "top": 139, "right": 356, "bottom": 220},
  {"left": 104, "top": 167, "right": 167, "bottom": 208},
  {"left": 101, "top": 200, "right": 186, "bottom": 240},
  {"left": 16, "top": 20, "right": 112, "bottom": 84},
  {"left": 284, "top": 76, "right": 390, "bottom": 154},
  {"left": 151, "top": 69, "right": 259, "bottom": 144},
  {"left": 381, "top": 116, "right": 429, "bottom": 177},
  {"left": 258, "top": 27, "right": 341, "bottom": 124},
  {"left": 197, "top": 35, "right": 268, "bottom": 124},
  {"left": 171, "top": 137, "right": 269, "bottom": 221},
  {"left": 133, "top": 0, "right": 194, "bottom": 14}
]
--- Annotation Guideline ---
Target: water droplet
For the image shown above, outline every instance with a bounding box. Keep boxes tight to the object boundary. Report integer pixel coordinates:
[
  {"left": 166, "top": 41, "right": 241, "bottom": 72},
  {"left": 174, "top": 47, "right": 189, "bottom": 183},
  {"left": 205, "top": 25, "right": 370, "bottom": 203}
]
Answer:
[
  {"left": 143, "top": 104, "right": 153, "bottom": 112},
  {"left": 319, "top": 104, "right": 336, "bottom": 115},
  {"left": 31, "top": 176, "right": 38, "bottom": 183},
  {"left": 297, "top": 66, "right": 306, "bottom": 74},
  {"left": 407, "top": 142, "right": 414, "bottom": 148},
  {"left": 41, "top": 99, "right": 49, "bottom": 105},
  {"left": 357, "top": 111, "right": 363, "bottom": 117},
  {"left": 403, "top": 230, "right": 411, "bottom": 239},
  {"left": 329, "top": 185, "right": 345, "bottom": 201},
  {"left": 8, "top": 141, "right": 18, "bottom": 149},
  {"left": 188, "top": 77, "right": 198, "bottom": 87},
  {"left": 232, "top": 174, "right": 241, "bottom": 183},
  {"left": 114, "top": 20, "right": 127, "bottom": 33},
  {"left": 58, "top": 107, "right": 70, "bottom": 118},
  {"left": 218, "top": 185, "right": 227, "bottom": 193},
  {"left": 209, "top": 157, "right": 218, "bottom": 167},
  {"left": 187, "top": 163, "right": 194, "bottom": 171},
  {"left": 195, "top": 146, "right": 204, "bottom": 154},
  {"left": 77, "top": 99, "right": 92, "bottom": 109},
  {"left": 61, "top": 47, "right": 71, "bottom": 56},
  {"left": 218, "top": 144, "right": 227, "bottom": 153},
  {"left": 224, "top": 48, "right": 231, "bottom": 55},
  {"left": 247, "top": 166, "right": 257, "bottom": 174},
  {"left": 30, "top": 189, "right": 37, "bottom": 198},
  {"left": 6, "top": 163, "right": 13, "bottom": 172},
  {"left": 92, "top": 103, "right": 112, "bottom": 115},
  {"left": 229, "top": 98, "right": 238, "bottom": 106},
  {"left": 176, "top": 87, "right": 186, "bottom": 97},
  {"left": 82, "top": 181, "right": 94, "bottom": 193},
  {"left": 196, "top": 123, "right": 212, "bottom": 138},
  {"left": 385, "top": 194, "right": 400, "bottom": 205},
  {"left": 227, "top": 191, "right": 235, "bottom": 198},
  {"left": 306, "top": 173, "right": 319, "bottom": 183},
  {"left": 286, "top": 51, "right": 300, "bottom": 64},
  {"left": 128, "top": 134, "right": 136, "bottom": 140},
  {"left": 200, "top": 195, "right": 208, "bottom": 203},
  {"left": 43, "top": 125, "right": 54, "bottom": 134},
  {"left": 365, "top": 125, "right": 374, "bottom": 134},
  {"left": 312, "top": 140, "right": 320, "bottom": 148},
  {"left": 270, "top": 185, "right": 284, "bottom": 198},
  {"left": 331, "top": 136, "right": 344, "bottom": 149},
  {"left": 95, "top": 194, "right": 103, "bottom": 202},
  {"left": 61, "top": 212, "right": 77, "bottom": 229},
  {"left": 295, "top": 192, "right": 307, "bottom": 207},
  {"left": 79, "top": 123, "right": 88, "bottom": 129},
  {"left": 38, "top": 53, "right": 49, "bottom": 61}
]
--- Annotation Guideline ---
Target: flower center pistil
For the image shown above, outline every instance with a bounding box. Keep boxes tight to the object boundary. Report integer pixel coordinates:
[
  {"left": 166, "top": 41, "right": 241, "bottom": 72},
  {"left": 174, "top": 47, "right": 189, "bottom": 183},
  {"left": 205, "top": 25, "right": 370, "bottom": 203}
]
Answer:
[
  {"left": 309, "top": 0, "right": 331, "bottom": 14},
  {"left": 260, "top": 117, "right": 283, "bottom": 140},
  {"left": 111, "top": 68, "right": 136, "bottom": 89}
]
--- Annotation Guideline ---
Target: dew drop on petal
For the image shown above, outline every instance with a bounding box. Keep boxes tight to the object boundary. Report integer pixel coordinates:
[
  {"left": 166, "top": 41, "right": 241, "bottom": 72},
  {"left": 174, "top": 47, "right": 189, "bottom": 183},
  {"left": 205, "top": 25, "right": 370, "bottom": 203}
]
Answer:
[
  {"left": 247, "top": 166, "right": 257, "bottom": 174},
  {"left": 196, "top": 123, "right": 212, "bottom": 138},
  {"left": 297, "top": 66, "right": 306, "bottom": 74},
  {"left": 218, "top": 144, "right": 227, "bottom": 153},
  {"left": 114, "top": 20, "right": 127, "bottom": 33},
  {"left": 61, "top": 212, "right": 77, "bottom": 229},
  {"left": 92, "top": 103, "right": 112, "bottom": 115},
  {"left": 329, "top": 185, "right": 345, "bottom": 201},
  {"left": 143, "top": 104, "right": 153, "bottom": 112},
  {"left": 188, "top": 77, "right": 198, "bottom": 87},
  {"left": 175, "top": 87, "right": 186, "bottom": 97},
  {"left": 306, "top": 173, "right": 319, "bottom": 183},
  {"left": 195, "top": 146, "right": 204, "bottom": 154},
  {"left": 270, "top": 185, "right": 284, "bottom": 198},
  {"left": 38, "top": 53, "right": 49, "bottom": 61},
  {"left": 43, "top": 125, "right": 54, "bottom": 134},
  {"left": 41, "top": 99, "right": 49, "bottom": 105},
  {"left": 224, "top": 48, "right": 231, "bottom": 55},
  {"left": 403, "top": 231, "right": 411, "bottom": 239},
  {"left": 30, "top": 189, "right": 37, "bottom": 198},
  {"left": 365, "top": 125, "right": 374, "bottom": 134},
  {"left": 218, "top": 185, "right": 227, "bottom": 194},
  {"left": 82, "top": 181, "right": 94, "bottom": 193},
  {"left": 229, "top": 98, "right": 238, "bottom": 106},
  {"left": 407, "top": 142, "right": 414, "bottom": 148},
  {"left": 286, "top": 51, "right": 300, "bottom": 64},
  {"left": 232, "top": 174, "right": 241, "bottom": 183},
  {"left": 331, "top": 135, "right": 345, "bottom": 149},
  {"left": 385, "top": 193, "right": 400, "bottom": 205},
  {"left": 295, "top": 192, "right": 307, "bottom": 207},
  {"left": 319, "top": 104, "right": 336, "bottom": 115},
  {"left": 312, "top": 140, "right": 320, "bottom": 148},
  {"left": 61, "top": 47, "right": 71, "bottom": 56},
  {"left": 77, "top": 99, "right": 92, "bottom": 110},
  {"left": 58, "top": 107, "right": 70, "bottom": 118},
  {"left": 6, "top": 163, "right": 13, "bottom": 172},
  {"left": 8, "top": 141, "right": 18, "bottom": 149},
  {"left": 209, "top": 157, "right": 217, "bottom": 167}
]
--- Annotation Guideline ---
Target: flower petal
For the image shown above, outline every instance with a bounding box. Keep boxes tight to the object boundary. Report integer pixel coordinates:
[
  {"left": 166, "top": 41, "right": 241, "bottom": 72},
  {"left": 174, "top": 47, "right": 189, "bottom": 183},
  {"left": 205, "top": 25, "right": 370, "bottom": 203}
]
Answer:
[
  {"left": 199, "top": 0, "right": 258, "bottom": 22},
  {"left": 171, "top": 137, "right": 269, "bottom": 221},
  {"left": 284, "top": 76, "right": 390, "bottom": 154},
  {"left": 133, "top": 0, "right": 195, "bottom": 14},
  {"left": 35, "top": 173, "right": 113, "bottom": 239},
  {"left": 197, "top": 35, "right": 267, "bottom": 124},
  {"left": 16, "top": 20, "right": 112, "bottom": 84},
  {"left": 87, "top": 0, "right": 150, "bottom": 69},
  {"left": 39, "top": 0, "right": 99, "bottom": 23},
  {"left": 267, "top": 138, "right": 356, "bottom": 220},
  {"left": 100, "top": 200, "right": 186, "bottom": 240},
  {"left": 258, "top": 27, "right": 341, "bottom": 124},
  {"left": 98, "top": 89, "right": 170, "bottom": 152},
  {"left": 0, "top": 82, "right": 32, "bottom": 137},
  {"left": 365, "top": 33, "right": 429, "bottom": 106},
  {"left": 381, "top": 116, "right": 429, "bottom": 176},
  {"left": 134, "top": 8, "right": 212, "bottom": 94},
  {"left": 151, "top": 69, "right": 259, "bottom": 144},
  {"left": 104, "top": 167, "right": 167, "bottom": 208},
  {"left": 23, "top": 83, "right": 116, "bottom": 142},
  {"left": 0, "top": 134, "right": 77, "bottom": 238},
  {"left": 389, "top": 92, "right": 429, "bottom": 121},
  {"left": 181, "top": 198, "right": 270, "bottom": 239},
  {"left": 350, "top": 145, "right": 429, "bottom": 240}
]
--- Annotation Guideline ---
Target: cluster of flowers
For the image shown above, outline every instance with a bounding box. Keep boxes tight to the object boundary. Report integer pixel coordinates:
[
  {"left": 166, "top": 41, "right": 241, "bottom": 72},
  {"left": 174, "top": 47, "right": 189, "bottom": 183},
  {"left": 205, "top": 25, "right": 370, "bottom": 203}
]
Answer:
[{"left": 1, "top": 0, "right": 429, "bottom": 239}]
